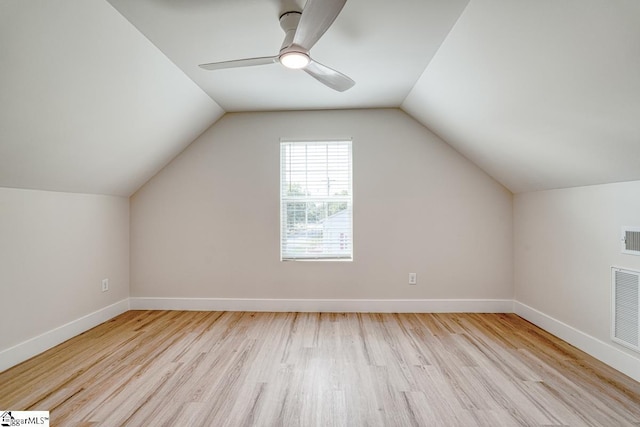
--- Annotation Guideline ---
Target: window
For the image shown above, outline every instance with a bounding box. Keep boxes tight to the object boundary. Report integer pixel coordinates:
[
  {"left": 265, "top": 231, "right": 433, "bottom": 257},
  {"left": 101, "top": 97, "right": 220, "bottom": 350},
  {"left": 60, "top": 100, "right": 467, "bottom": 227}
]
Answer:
[{"left": 280, "top": 140, "right": 353, "bottom": 260}]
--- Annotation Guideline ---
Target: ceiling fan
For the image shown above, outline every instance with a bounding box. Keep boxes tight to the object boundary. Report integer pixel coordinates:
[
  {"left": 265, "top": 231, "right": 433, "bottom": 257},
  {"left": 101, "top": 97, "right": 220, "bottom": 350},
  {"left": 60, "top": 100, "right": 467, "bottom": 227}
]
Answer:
[{"left": 198, "top": 0, "right": 355, "bottom": 92}]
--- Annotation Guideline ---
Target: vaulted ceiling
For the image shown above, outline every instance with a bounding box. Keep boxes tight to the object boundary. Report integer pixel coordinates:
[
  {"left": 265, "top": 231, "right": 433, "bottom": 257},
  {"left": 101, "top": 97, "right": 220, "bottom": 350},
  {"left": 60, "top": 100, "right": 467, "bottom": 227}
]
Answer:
[
  {"left": 106, "top": 0, "right": 469, "bottom": 112},
  {"left": 1, "top": 0, "right": 639, "bottom": 196}
]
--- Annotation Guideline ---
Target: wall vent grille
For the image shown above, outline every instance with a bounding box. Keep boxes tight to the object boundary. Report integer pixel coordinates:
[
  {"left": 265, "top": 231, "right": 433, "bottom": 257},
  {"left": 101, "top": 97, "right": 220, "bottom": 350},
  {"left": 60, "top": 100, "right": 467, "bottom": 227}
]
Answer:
[
  {"left": 621, "top": 227, "right": 640, "bottom": 255},
  {"left": 611, "top": 267, "right": 640, "bottom": 352}
]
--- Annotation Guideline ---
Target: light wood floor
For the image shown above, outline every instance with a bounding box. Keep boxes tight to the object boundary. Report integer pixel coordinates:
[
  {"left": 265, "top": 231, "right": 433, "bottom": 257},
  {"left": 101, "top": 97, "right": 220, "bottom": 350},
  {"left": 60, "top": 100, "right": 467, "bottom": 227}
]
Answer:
[{"left": 1, "top": 311, "right": 639, "bottom": 426}]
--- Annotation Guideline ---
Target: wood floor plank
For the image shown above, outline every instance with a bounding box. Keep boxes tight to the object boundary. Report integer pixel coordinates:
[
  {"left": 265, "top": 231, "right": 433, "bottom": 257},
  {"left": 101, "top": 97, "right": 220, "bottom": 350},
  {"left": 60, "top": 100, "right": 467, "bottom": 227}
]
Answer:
[{"left": 1, "top": 311, "right": 639, "bottom": 426}]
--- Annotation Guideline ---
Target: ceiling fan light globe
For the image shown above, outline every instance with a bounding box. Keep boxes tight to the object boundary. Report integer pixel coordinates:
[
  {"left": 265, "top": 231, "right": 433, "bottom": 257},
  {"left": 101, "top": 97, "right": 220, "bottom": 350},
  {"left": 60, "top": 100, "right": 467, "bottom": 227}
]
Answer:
[{"left": 280, "top": 52, "right": 310, "bottom": 69}]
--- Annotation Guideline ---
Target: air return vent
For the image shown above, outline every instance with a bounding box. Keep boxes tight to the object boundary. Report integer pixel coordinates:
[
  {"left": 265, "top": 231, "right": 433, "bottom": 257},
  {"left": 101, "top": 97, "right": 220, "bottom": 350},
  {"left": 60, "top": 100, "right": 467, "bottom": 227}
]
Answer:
[
  {"left": 611, "top": 267, "right": 640, "bottom": 353},
  {"left": 621, "top": 227, "right": 640, "bottom": 255}
]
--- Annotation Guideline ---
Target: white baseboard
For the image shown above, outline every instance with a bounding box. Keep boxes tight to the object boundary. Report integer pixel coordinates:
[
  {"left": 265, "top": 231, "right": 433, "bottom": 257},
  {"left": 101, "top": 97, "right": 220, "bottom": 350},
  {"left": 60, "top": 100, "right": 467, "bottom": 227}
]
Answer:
[
  {"left": 514, "top": 301, "right": 640, "bottom": 383},
  {"left": 0, "top": 299, "right": 130, "bottom": 373},
  {"left": 129, "top": 297, "right": 514, "bottom": 313}
]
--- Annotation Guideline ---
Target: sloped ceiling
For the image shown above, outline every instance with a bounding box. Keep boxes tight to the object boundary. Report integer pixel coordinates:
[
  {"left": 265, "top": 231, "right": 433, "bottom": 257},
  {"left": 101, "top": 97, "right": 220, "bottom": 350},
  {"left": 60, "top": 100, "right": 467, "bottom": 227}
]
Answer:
[
  {"left": 404, "top": 0, "right": 640, "bottom": 193},
  {"left": 1, "top": 0, "right": 639, "bottom": 196},
  {"left": 0, "top": 0, "right": 223, "bottom": 196}
]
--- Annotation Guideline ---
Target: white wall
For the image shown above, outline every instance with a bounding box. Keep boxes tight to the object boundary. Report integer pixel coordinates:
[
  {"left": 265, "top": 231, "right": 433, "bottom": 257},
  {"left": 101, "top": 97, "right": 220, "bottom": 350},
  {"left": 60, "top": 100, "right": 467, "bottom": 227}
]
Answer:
[
  {"left": 131, "top": 109, "right": 513, "bottom": 301},
  {"left": 0, "top": 188, "right": 129, "bottom": 353},
  {"left": 514, "top": 181, "right": 640, "bottom": 363}
]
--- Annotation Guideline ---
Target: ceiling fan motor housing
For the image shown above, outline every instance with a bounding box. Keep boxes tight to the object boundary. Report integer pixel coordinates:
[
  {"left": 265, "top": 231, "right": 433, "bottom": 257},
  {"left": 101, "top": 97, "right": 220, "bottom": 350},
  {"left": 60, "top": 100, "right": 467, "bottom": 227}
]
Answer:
[
  {"left": 278, "top": 11, "right": 309, "bottom": 68},
  {"left": 279, "top": 11, "right": 302, "bottom": 51}
]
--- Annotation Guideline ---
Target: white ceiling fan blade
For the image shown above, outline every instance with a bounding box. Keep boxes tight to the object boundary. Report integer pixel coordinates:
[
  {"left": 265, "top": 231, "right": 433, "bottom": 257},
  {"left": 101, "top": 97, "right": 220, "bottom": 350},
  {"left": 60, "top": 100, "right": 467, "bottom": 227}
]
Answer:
[
  {"left": 303, "top": 60, "right": 354, "bottom": 92},
  {"left": 199, "top": 56, "right": 279, "bottom": 71},
  {"left": 293, "top": 0, "right": 347, "bottom": 51}
]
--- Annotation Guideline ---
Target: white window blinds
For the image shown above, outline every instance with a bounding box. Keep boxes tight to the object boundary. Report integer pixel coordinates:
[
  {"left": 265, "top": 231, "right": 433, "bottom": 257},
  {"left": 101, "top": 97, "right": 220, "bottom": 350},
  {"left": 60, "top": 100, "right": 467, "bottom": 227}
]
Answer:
[{"left": 280, "top": 140, "right": 353, "bottom": 260}]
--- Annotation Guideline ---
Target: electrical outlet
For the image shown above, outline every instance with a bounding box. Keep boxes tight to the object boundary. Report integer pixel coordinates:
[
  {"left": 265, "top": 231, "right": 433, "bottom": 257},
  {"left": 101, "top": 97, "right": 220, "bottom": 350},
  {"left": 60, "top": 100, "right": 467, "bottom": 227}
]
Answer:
[
  {"left": 409, "top": 273, "right": 417, "bottom": 285},
  {"left": 102, "top": 278, "right": 109, "bottom": 292}
]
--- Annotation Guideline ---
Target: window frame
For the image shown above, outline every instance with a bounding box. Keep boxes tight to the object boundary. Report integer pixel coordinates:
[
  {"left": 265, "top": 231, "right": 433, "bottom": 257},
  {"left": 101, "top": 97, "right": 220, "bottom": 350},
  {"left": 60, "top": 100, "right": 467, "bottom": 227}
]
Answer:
[{"left": 279, "top": 139, "right": 353, "bottom": 262}]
